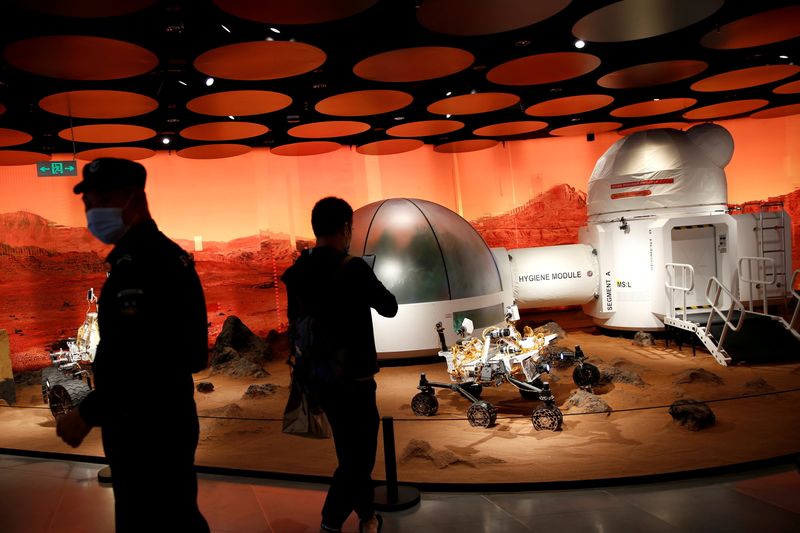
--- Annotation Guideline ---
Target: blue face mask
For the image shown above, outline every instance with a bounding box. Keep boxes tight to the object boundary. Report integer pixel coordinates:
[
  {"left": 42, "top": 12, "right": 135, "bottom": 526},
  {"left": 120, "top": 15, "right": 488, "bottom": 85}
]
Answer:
[{"left": 86, "top": 208, "right": 129, "bottom": 244}]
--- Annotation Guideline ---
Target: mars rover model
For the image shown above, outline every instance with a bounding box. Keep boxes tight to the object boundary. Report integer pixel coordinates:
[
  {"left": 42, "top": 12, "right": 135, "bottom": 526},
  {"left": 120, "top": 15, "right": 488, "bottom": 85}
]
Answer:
[
  {"left": 410, "top": 306, "right": 599, "bottom": 430},
  {"left": 41, "top": 289, "right": 98, "bottom": 417}
]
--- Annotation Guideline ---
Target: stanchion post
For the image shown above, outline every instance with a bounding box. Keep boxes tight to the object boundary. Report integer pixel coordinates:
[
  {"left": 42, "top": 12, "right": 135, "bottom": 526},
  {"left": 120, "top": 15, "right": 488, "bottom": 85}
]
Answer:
[
  {"left": 374, "top": 416, "right": 420, "bottom": 512},
  {"left": 383, "top": 415, "right": 399, "bottom": 502}
]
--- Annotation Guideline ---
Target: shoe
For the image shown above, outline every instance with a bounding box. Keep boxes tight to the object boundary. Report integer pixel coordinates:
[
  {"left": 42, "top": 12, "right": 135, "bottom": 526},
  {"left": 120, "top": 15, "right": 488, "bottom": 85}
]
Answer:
[
  {"left": 359, "top": 513, "right": 382, "bottom": 533},
  {"left": 320, "top": 523, "right": 340, "bottom": 533}
]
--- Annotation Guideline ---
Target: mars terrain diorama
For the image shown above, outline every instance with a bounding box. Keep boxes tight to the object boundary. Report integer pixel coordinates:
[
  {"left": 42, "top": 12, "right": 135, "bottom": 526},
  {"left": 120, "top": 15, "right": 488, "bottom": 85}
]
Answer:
[{"left": 1, "top": 116, "right": 800, "bottom": 485}]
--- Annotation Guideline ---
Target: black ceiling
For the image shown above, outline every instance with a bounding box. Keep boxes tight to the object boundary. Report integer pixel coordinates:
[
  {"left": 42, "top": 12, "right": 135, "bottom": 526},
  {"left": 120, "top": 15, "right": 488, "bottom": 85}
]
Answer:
[{"left": 0, "top": 0, "right": 799, "bottom": 157}]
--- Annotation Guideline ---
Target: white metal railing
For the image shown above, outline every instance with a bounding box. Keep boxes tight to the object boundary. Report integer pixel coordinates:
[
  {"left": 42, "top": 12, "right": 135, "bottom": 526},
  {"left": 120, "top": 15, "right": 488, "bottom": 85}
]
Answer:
[
  {"left": 738, "top": 256, "right": 776, "bottom": 313},
  {"left": 790, "top": 269, "right": 800, "bottom": 334},
  {"left": 705, "top": 277, "right": 746, "bottom": 350},
  {"left": 665, "top": 263, "right": 695, "bottom": 321}
]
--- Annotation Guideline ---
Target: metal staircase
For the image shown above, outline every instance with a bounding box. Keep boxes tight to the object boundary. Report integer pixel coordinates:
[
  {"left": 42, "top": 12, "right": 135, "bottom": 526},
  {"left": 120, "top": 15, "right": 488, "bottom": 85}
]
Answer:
[{"left": 665, "top": 263, "right": 800, "bottom": 366}]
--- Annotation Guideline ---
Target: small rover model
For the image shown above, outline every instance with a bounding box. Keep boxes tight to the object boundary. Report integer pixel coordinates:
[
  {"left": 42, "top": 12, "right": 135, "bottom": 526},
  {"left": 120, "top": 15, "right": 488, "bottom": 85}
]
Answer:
[
  {"left": 410, "top": 306, "right": 599, "bottom": 430},
  {"left": 41, "top": 289, "right": 98, "bottom": 417}
]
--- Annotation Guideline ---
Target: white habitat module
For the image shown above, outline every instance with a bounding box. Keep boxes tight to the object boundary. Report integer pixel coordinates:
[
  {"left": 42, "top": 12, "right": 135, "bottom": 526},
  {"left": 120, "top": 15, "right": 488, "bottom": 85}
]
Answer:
[{"left": 504, "top": 123, "right": 792, "bottom": 331}]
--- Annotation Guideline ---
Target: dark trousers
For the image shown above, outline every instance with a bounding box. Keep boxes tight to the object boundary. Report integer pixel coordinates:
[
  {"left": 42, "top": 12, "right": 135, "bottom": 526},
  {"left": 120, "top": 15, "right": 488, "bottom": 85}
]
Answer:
[
  {"left": 101, "top": 407, "right": 209, "bottom": 533},
  {"left": 320, "top": 378, "right": 380, "bottom": 529}
]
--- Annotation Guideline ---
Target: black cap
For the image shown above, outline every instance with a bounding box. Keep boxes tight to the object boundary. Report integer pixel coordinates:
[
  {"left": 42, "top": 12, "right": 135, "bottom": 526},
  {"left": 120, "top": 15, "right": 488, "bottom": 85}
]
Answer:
[{"left": 73, "top": 158, "right": 146, "bottom": 194}]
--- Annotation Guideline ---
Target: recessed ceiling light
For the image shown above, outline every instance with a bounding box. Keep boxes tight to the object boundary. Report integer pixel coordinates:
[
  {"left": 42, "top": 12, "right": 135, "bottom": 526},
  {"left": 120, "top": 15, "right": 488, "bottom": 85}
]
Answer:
[
  {"left": 470, "top": 89, "right": 477, "bottom": 94},
  {"left": 205, "top": 77, "right": 214, "bottom": 87},
  {"left": 228, "top": 115, "right": 235, "bottom": 120},
  {"left": 178, "top": 80, "right": 187, "bottom": 86},
  {"left": 266, "top": 36, "right": 275, "bottom": 41},
  {"left": 162, "top": 137, "right": 170, "bottom": 145},
  {"left": 221, "top": 24, "right": 231, "bottom": 33},
  {"left": 394, "top": 116, "right": 404, "bottom": 121},
  {"left": 574, "top": 40, "right": 586, "bottom": 49},
  {"left": 446, "top": 91, "right": 452, "bottom": 96},
  {"left": 446, "top": 114, "right": 452, "bottom": 118},
  {"left": 654, "top": 98, "right": 660, "bottom": 101},
  {"left": 270, "top": 27, "right": 280, "bottom": 34},
  {"left": 779, "top": 55, "right": 789, "bottom": 59}
]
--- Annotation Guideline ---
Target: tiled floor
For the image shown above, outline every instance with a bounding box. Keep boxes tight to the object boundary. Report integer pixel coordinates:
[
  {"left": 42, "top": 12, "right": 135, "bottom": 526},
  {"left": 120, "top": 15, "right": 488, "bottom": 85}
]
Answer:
[{"left": 0, "top": 454, "right": 798, "bottom": 532}]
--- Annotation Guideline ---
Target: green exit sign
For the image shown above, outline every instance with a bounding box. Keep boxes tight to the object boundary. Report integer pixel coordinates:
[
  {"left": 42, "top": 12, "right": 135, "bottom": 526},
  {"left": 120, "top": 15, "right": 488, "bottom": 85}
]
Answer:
[{"left": 37, "top": 161, "right": 78, "bottom": 177}]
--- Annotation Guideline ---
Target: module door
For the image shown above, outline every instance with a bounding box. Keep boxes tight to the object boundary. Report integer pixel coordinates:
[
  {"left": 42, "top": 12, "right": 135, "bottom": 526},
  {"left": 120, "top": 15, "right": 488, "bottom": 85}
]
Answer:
[{"left": 671, "top": 225, "right": 718, "bottom": 310}]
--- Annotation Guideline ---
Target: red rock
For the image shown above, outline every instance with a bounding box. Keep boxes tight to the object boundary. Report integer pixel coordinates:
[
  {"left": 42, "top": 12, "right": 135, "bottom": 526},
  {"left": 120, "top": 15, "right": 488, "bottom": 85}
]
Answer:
[{"left": 471, "top": 184, "right": 587, "bottom": 249}]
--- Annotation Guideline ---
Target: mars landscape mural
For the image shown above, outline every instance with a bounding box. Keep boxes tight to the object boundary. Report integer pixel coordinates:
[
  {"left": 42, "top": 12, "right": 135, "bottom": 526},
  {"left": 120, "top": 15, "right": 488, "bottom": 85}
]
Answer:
[{"left": 1, "top": 116, "right": 799, "bottom": 371}]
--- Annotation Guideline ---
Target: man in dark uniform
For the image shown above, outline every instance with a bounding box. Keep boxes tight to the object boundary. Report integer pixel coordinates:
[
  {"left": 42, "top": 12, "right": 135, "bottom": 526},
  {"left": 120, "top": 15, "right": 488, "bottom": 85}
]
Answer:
[
  {"left": 282, "top": 197, "right": 397, "bottom": 533},
  {"left": 56, "top": 158, "right": 210, "bottom": 533}
]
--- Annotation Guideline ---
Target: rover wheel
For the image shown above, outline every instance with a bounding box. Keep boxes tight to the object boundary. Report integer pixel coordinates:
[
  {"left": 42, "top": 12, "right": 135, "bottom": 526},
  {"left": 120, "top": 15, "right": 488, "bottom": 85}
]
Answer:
[
  {"left": 461, "top": 383, "right": 483, "bottom": 398},
  {"left": 573, "top": 362, "right": 600, "bottom": 388},
  {"left": 519, "top": 378, "right": 544, "bottom": 400},
  {"left": 41, "top": 367, "right": 67, "bottom": 404},
  {"left": 467, "top": 401, "right": 496, "bottom": 428},
  {"left": 48, "top": 379, "right": 91, "bottom": 418},
  {"left": 532, "top": 405, "right": 563, "bottom": 431},
  {"left": 411, "top": 392, "right": 439, "bottom": 417}
]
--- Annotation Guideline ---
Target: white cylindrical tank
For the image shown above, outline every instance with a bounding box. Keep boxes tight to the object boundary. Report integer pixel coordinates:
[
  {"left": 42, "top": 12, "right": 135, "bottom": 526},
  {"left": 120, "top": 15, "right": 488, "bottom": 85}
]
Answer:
[{"left": 509, "top": 244, "right": 599, "bottom": 308}]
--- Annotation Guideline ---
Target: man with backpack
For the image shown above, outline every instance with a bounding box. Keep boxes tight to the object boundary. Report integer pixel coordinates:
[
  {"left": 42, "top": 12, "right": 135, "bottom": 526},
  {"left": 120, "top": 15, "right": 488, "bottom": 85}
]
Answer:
[{"left": 282, "top": 197, "right": 397, "bottom": 533}]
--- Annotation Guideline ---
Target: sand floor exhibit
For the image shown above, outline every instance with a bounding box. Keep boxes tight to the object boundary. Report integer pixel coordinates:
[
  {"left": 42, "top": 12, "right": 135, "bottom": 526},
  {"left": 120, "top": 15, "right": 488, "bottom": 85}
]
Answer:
[{"left": 2, "top": 310, "right": 799, "bottom": 485}]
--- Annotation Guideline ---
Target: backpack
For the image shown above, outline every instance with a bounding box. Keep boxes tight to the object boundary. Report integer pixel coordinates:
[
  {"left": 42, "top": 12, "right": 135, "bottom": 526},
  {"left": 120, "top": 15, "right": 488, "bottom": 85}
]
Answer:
[{"left": 288, "top": 254, "right": 353, "bottom": 396}]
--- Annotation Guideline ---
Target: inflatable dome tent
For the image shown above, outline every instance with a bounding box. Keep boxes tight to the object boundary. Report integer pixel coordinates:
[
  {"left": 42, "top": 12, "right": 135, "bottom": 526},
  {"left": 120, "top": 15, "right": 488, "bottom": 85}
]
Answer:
[{"left": 350, "top": 198, "right": 512, "bottom": 358}]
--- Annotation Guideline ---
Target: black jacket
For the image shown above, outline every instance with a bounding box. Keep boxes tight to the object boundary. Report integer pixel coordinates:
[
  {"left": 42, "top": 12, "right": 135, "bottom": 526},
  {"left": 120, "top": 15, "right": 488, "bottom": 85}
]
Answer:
[
  {"left": 281, "top": 246, "right": 397, "bottom": 380},
  {"left": 79, "top": 220, "right": 208, "bottom": 426}
]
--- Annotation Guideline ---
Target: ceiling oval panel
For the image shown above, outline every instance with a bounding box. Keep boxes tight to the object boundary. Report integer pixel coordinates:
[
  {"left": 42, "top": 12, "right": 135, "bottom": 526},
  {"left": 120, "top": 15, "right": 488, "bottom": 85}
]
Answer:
[
  {"left": 177, "top": 144, "right": 252, "bottom": 159},
  {"left": 701, "top": 5, "right": 800, "bottom": 49},
  {"left": 187, "top": 91, "right": 292, "bottom": 116},
  {"left": 434, "top": 139, "right": 498, "bottom": 153},
  {"left": 488, "top": 52, "right": 600, "bottom": 85},
  {"left": 549, "top": 122, "right": 622, "bottom": 136},
  {"left": 0, "top": 128, "right": 33, "bottom": 147},
  {"left": 288, "top": 121, "right": 370, "bottom": 138},
  {"left": 417, "top": 0, "right": 571, "bottom": 36},
  {"left": 473, "top": 121, "right": 548, "bottom": 136},
  {"left": 271, "top": 141, "right": 341, "bottom": 156},
  {"left": 3, "top": 36, "right": 157, "bottom": 80},
  {"left": 180, "top": 122, "right": 268, "bottom": 141},
  {"left": 14, "top": 0, "right": 157, "bottom": 17},
  {"left": 0, "top": 150, "right": 51, "bottom": 166},
  {"left": 610, "top": 98, "right": 697, "bottom": 118},
  {"left": 212, "top": 0, "right": 378, "bottom": 24},
  {"left": 750, "top": 104, "right": 800, "bottom": 120},
  {"left": 387, "top": 120, "right": 464, "bottom": 137},
  {"left": 39, "top": 90, "right": 158, "bottom": 119},
  {"left": 691, "top": 65, "right": 800, "bottom": 92},
  {"left": 194, "top": 41, "right": 326, "bottom": 81},
  {"left": 354, "top": 47, "right": 473, "bottom": 82},
  {"left": 315, "top": 90, "right": 412, "bottom": 116},
  {"left": 76, "top": 147, "right": 155, "bottom": 161},
  {"left": 58, "top": 124, "right": 156, "bottom": 143},
  {"left": 573, "top": 0, "right": 723, "bottom": 42},
  {"left": 618, "top": 122, "right": 689, "bottom": 136},
  {"left": 774, "top": 80, "right": 800, "bottom": 94},
  {"left": 357, "top": 139, "right": 424, "bottom": 156},
  {"left": 597, "top": 60, "right": 708, "bottom": 89},
  {"left": 682, "top": 99, "right": 769, "bottom": 120},
  {"left": 525, "top": 94, "right": 613, "bottom": 116},
  {"left": 427, "top": 93, "right": 519, "bottom": 115}
]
